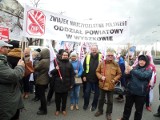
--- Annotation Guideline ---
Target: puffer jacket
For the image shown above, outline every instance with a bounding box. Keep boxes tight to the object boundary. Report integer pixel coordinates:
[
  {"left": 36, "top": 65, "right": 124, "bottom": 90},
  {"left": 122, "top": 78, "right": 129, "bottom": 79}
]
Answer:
[
  {"left": 126, "top": 66, "right": 152, "bottom": 96},
  {"left": 51, "top": 59, "right": 75, "bottom": 93},
  {"left": 35, "top": 48, "right": 50, "bottom": 85},
  {"left": 96, "top": 60, "right": 122, "bottom": 91}
]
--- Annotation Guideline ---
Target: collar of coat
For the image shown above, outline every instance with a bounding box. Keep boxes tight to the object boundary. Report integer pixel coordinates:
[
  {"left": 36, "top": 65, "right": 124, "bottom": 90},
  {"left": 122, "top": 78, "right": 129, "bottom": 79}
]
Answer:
[
  {"left": 105, "top": 60, "right": 118, "bottom": 66},
  {"left": 0, "top": 54, "right": 7, "bottom": 63},
  {"left": 7, "top": 48, "right": 22, "bottom": 58}
]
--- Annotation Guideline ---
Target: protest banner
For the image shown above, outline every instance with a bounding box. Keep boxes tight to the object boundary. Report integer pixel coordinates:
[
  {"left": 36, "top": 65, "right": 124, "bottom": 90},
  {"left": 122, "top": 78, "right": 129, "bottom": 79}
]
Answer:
[
  {"left": 0, "top": 27, "right": 9, "bottom": 41},
  {"left": 23, "top": 5, "right": 130, "bottom": 43}
]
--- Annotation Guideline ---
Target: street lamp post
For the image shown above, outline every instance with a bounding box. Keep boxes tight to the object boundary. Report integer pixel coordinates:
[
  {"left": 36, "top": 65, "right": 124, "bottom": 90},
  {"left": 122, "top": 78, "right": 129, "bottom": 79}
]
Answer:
[
  {"left": 155, "top": 40, "right": 159, "bottom": 57},
  {"left": 152, "top": 31, "right": 158, "bottom": 57}
]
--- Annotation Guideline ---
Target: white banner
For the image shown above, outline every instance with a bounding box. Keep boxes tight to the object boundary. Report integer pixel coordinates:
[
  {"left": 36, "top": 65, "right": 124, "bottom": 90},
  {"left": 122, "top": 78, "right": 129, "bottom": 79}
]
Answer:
[{"left": 23, "top": 5, "right": 130, "bottom": 43}]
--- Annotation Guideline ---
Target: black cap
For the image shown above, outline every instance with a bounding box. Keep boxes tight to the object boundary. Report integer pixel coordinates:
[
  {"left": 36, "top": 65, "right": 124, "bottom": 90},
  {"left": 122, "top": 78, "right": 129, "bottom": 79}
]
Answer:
[
  {"left": 138, "top": 55, "right": 147, "bottom": 62},
  {"left": 8, "top": 40, "right": 19, "bottom": 48}
]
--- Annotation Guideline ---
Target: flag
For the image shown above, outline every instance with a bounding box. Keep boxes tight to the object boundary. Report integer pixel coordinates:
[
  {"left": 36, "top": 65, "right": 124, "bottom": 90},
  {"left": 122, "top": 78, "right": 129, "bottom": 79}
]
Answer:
[
  {"left": 132, "top": 51, "right": 143, "bottom": 67},
  {"left": 128, "top": 46, "right": 136, "bottom": 58},
  {"left": 46, "top": 39, "right": 56, "bottom": 76},
  {"left": 77, "top": 42, "right": 83, "bottom": 60},
  {"left": 29, "top": 51, "right": 34, "bottom": 81},
  {"left": 146, "top": 49, "right": 156, "bottom": 85},
  {"left": 146, "top": 50, "right": 154, "bottom": 64}
]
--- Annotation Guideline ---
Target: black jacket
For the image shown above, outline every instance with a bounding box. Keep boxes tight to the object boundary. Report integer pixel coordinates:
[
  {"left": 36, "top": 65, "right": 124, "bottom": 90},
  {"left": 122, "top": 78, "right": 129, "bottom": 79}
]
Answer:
[
  {"left": 51, "top": 59, "right": 75, "bottom": 93},
  {"left": 83, "top": 53, "right": 100, "bottom": 83}
]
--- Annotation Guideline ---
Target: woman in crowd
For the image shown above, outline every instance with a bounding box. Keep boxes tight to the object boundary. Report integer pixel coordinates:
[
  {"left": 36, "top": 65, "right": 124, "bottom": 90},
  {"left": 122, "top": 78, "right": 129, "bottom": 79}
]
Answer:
[
  {"left": 23, "top": 47, "right": 32, "bottom": 99},
  {"left": 70, "top": 52, "right": 83, "bottom": 110},
  {"left": 51, "top": 50, "right": 75, "bottom": 116},
  {"left": 34, "top": 48, "right": 50, "bottom": 115},
  {"left": 117, "top": 55, "right": 152, "bottom": 120}
]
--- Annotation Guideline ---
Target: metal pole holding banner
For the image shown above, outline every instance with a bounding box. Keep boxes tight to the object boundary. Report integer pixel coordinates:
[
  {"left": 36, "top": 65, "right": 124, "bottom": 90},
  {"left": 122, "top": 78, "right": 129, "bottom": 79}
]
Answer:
[
  {"left": 21, "top": 37, "right": 24, "bottom": 60},
  {"left": 47, "top": 39, "right": 63, "bottom": 80}
]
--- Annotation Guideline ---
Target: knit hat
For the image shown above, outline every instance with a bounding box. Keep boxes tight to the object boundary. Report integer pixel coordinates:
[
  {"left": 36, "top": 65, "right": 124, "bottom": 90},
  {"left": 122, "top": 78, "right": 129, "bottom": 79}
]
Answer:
[
  {"left": 70, "top": 52, "right": 77, "bottom": 57},
  {"left": 138, "top": 55, "right": 147, "bottom": 62}
]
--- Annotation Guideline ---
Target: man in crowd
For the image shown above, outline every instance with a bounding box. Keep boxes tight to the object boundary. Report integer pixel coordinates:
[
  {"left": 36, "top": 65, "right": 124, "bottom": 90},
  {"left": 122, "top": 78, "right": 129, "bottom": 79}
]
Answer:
[
  {"left": 95, "top": 50, "right": 122, "bottom": 120},
  {"left": 83, "top": 45, "right": 102, "bottom": 111},
  {"left": 0, "top": 41, "right": 25, "bottom": 120}
]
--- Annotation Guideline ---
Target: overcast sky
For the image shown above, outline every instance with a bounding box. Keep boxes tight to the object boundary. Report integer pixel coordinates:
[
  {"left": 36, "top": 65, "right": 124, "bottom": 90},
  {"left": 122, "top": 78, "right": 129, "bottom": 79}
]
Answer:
[{"left": 18, "top": 0, "right": 160, "bottom": 45}]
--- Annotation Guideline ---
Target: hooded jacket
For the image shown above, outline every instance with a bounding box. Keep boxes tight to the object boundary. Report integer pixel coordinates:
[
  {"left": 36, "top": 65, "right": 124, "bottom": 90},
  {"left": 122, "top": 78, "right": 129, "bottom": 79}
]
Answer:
[
  {"left": 126, "top": 55, "right": 152, "bottom": 96},
  {"left": 34, "top": 48, "right": 50, "bottom": 85}
]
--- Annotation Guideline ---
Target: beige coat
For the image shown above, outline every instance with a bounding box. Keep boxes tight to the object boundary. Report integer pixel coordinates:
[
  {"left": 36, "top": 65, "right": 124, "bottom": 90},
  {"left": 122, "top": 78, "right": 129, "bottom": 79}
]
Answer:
[{"left": 96, "top": 60, "right": 122, "bottom": 91}]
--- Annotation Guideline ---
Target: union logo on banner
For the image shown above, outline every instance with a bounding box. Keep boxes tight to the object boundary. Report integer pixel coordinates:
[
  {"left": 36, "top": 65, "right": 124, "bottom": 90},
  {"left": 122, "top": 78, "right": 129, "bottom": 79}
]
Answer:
[
  {"left": 26, "top": 9, "right": 46, "bottom": 36},
  {"left": 0, "top": 27, "right": 9, "bottom": 41}
]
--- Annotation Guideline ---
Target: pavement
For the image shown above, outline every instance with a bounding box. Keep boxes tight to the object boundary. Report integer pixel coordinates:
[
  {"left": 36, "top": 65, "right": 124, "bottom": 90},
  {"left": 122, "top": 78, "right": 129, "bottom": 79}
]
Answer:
[{"left": 20, "top": 65, "right": 160, "bottom": 120}]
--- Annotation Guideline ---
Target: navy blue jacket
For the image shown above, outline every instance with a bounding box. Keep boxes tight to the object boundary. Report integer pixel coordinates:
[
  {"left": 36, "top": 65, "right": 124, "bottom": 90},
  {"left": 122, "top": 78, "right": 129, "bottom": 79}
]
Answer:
[{"left": 126, "top": 66, "right": 152, "bottom": 96}]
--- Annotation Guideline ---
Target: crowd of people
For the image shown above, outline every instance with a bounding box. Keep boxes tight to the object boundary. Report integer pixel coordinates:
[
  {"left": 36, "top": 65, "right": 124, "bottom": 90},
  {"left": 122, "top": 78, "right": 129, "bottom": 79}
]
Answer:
[{"left": 0, "top": 40, "right": 159, "bottom": 120}]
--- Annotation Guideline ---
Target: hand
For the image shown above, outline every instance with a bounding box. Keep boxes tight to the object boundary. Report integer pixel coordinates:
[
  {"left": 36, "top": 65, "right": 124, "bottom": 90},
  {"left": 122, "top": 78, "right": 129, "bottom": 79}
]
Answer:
[
  {"left": 125, "top": 70, "right": 130, "bottom": 74},
  {"left": 83, "top": 77, "right": 86, "bottom": 82},
  {"left": 127, "top": 65, "right": 133, "bottom": 71},
  {"left": 17, "top": 59, "right": 25, "bottom": 67},
  {"left": 74, "top": 70, "right": 78, "bottom": 74},
  {"left": 125, "top": 65, "right": 132, "bottom": 74},
  {"left": 56, "top": 66, "right": 59, "bottom": 70},
  {"left": 101, "top": 76, "right": 106, "bottom": 81},
  {"left": 75, "top": 74, "right": 79, "bottom": 78},
  {"left": 111, "top": 80, "right": 115, "bottom": 83}
]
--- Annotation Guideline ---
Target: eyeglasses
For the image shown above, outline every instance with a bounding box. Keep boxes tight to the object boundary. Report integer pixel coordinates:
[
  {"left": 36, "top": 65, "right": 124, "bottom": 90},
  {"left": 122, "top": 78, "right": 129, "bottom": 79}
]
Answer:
[{"left": 107, "top": 55, "right": 113, "bottom": 57}]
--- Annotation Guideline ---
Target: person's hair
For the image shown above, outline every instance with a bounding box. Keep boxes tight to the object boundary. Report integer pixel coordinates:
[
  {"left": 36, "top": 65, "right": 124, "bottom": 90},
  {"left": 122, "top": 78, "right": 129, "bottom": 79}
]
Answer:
[
  {"left": 61, "top": 50, "right": 69, "bottom": 57},
  {"left": 8, "top": 40, "right": 19, "bottom": 49},
  {"left": 58, "top": 49, "right": 65, "bottom": 55},
  {"left": 35, "top": 48, "right": 41, "bottom": 52}
]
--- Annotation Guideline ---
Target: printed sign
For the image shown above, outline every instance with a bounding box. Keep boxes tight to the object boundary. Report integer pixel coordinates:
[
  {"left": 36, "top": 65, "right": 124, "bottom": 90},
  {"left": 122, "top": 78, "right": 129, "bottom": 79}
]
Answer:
[
  {"left": 0, "top": 27, "right": 9, "bottom": 41},
  {"left": 26, "top": 9, "right": 46, "bottom": 36}
]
